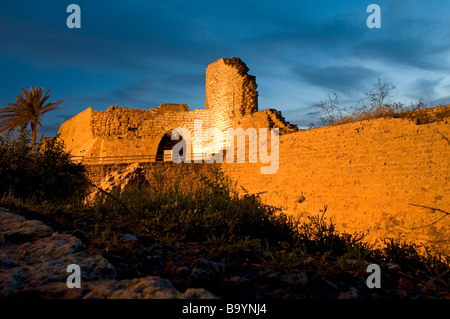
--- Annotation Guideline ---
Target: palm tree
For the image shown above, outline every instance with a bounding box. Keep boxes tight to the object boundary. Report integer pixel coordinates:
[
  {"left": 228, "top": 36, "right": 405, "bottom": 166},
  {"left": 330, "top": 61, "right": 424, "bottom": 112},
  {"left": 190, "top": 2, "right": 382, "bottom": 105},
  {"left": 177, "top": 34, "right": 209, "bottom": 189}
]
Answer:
[{"left": 0, "top": 87, "right": 65, "bottom": 148}]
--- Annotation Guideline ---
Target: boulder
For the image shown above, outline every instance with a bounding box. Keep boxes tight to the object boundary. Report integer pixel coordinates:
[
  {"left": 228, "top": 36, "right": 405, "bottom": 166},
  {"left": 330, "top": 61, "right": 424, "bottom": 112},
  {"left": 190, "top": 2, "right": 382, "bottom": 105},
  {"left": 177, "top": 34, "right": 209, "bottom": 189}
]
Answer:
[
  {"left": 0, "top": 210, "right": 217, "bottom": 299},
  {"left": 88, "top": 163, "right": 150, "bottom": 201}
]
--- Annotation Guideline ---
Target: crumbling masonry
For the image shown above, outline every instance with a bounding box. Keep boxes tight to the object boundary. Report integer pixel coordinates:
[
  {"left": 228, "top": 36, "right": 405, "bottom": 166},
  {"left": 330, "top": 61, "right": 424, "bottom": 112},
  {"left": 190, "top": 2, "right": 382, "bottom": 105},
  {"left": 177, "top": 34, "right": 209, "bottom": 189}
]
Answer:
[{"left": 58, "top": 57, "right": 297, "bottom": 162}]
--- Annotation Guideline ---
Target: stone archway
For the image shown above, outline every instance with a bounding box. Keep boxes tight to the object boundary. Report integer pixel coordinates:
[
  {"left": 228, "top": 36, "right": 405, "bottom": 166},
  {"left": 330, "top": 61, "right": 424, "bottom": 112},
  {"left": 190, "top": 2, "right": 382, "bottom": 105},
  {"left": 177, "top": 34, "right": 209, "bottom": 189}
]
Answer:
[{"left": 155, "top": 130, "right": 185, "bottom": 162}]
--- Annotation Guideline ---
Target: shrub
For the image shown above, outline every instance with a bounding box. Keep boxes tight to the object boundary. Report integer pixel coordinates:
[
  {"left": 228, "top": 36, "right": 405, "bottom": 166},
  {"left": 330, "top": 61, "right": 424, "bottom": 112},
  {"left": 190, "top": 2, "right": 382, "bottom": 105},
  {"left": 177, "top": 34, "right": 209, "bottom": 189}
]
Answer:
[
  {"left": 87, "top": 167, "right": 297, "bottom": 246},
  {"left": 313, "top": 77, "right": 449, "bottom": 126},
  {"left": 295, "top": 208, "right": 369, "bottom": 256},
  {"left": 2, "top": 164, "right": 448, "bottom": 285},
  {"left": 0, "top": 130, "right": 90, "bottom": 201}
]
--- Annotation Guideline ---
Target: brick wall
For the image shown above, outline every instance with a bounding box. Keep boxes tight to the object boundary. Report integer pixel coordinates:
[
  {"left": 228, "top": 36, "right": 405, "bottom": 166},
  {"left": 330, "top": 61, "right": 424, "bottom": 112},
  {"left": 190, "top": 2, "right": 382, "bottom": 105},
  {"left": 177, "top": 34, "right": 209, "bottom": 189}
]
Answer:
[
  {"left": 205, "top": 58, "right": 259, "bottom": 150},
  {"left": 60, "top": 105, "right": 211, "bottom": 160},
  {"left": 88, "top": 162, "right": 220, "bottom": 191},
  {"left": 57, "top": 107, "right": 96, "bottom": 157},
  {"left": 221, "top": 111, "right": 450, "bottom": 254},
  {"left": 58, "top": 58, "right": 296, "bottom": 160},
  {"left": 86, "top": 109, "right": 449, "bottom": 253}
]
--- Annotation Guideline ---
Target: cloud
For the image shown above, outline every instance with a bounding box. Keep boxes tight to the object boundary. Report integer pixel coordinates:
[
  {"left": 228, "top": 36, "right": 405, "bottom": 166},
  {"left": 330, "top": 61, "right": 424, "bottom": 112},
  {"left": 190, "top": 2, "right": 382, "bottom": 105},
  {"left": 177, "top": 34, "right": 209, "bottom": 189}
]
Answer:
[
  {"left": 407, "top": 77, "right": 444, "bottom": 101},
  {"left": 1, "top": 0, "right": 450, "bottom": 132},
  {"left": 431, "top": 96, "right": 450, "bottom": 106},
  {"left": 162, "top": 73, "right": 204, "bottom": 90},
  {"left": 112, "top": 79, "right": 157, "bottom": 105},
  {"left": 293, "top": 64, "right": 377, "bottom": 94},
  {"left": 111, "top": 73, "right": 205, "bottom": 109},
  {"left": 353, "top": 39, "right": 446, "bottom": 71},
  {"left": 305, "top": 111, "right": 321, "bottom": 117},
  {"left": 0, "top": 1, "right": 252, "bottom": 77},
  {"left": 55, "top": 114, "right": 76, "bottom": 122},
  {"left": 40, "top": 123, "right": 61, "bottom": 137}
]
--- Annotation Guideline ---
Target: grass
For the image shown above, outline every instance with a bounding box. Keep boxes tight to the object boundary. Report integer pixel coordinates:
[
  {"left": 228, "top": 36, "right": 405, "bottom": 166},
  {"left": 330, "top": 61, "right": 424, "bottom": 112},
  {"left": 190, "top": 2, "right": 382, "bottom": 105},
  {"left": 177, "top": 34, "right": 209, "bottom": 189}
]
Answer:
[
  {"left": 335, "top": 103, "right": 450, "bottom": 126},
  {"left": 312, "top": 78, "right": 450, "bottom": 127},
  {"left": 2, "top": 166, "right": 449, "bottom": 298}
]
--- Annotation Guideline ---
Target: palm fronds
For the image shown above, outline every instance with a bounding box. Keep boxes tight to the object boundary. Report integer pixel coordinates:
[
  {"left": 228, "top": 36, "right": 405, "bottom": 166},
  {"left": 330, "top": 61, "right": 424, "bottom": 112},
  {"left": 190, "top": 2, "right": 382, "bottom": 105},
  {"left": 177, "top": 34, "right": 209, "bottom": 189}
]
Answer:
[{"left": 0, "top": 87, "right": 65, "bottom": 147}]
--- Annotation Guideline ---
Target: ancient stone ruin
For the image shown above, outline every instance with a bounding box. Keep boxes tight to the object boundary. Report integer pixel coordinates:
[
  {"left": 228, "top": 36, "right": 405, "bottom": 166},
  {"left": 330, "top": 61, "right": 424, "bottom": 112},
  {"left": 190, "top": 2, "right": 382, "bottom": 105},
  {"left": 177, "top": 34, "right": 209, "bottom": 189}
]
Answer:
[
  {"left": 57, "top": 58, "right": 450, "bottom": 253},
  {"left": 58, "top": 57, "right": 297, "bottom": 163}
]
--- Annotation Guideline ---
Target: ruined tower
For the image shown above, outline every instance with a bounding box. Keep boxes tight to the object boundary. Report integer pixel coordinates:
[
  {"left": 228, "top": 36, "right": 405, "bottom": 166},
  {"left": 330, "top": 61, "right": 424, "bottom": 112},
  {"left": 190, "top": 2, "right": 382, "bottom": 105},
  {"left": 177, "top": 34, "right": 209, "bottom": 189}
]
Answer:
[
  {"left": 204, "top": 57, "right": 260, "bottom": 151},
  {"left": 205, "top": 58, "right": 258, "bottom": 131},
  {"left": 58, "top": 57, "right": 297, "bottom": 162}
]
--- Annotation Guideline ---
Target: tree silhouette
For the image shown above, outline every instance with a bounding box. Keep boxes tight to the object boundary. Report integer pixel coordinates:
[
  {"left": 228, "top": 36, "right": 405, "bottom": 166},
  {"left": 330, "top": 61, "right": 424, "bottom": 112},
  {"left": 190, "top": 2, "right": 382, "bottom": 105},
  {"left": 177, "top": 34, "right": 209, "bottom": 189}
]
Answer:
[{"left": 0, "top": 87, "right": 65, "bottom": 148}]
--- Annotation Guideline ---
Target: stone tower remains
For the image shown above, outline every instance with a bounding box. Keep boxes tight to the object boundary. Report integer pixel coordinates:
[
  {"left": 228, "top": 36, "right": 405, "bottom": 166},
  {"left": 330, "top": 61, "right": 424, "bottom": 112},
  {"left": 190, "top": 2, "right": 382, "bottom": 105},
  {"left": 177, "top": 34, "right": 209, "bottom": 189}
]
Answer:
[
  {"left": 206, "top": 57, "right": 258, "bottom": 131},
  {"left": 58, "top": 57, "right": 297, "bottom": 163}
]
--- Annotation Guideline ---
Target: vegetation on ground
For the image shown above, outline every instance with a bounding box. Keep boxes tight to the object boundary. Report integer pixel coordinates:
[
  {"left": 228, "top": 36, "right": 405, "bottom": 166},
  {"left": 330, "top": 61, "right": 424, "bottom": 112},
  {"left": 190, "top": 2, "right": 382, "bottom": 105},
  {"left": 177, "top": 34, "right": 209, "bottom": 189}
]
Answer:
[
  {"left": 312, "top": 77, "right": 450, "bottom": 127},
  {"left": 0, "top": 132, "right": 449, "bottom": 298},
  {"left": 1, "top": 104, "right": 449, "bottom": 298},
  {"left": 0, "top": 130, "right": 89, "bottom": 201},
  {"left": 0, "top": 87, "right": 65, "bottom": 148}
]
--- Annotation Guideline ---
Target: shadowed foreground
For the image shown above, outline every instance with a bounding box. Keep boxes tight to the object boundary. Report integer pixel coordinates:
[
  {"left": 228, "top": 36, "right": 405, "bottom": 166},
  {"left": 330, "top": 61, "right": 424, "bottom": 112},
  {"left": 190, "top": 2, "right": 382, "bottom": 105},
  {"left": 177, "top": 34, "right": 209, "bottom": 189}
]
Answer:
[{"left": 0, "top": 208, "right": 215, "bottom": 299}]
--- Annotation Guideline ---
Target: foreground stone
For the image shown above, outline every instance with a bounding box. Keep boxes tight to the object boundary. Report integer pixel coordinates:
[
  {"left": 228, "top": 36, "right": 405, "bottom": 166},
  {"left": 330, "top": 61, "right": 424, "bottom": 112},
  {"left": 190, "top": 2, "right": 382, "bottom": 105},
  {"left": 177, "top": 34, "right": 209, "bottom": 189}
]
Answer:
[
  {"left": 87, "top": 162, "right": 149, "bottom": 201},
  {"left": 0, "top": 208, "right": 217, "bottom": 299}
]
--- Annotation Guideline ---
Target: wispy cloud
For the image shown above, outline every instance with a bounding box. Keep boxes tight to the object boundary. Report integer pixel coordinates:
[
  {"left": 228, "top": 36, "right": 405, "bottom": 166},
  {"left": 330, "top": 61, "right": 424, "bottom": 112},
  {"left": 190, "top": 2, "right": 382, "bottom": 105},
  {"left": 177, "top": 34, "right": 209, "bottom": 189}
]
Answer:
[
  {"left": 293, "top": 65, "right": 377, "bottom": 94},
  {"left": 1, "top": 0, "right": 449, "bottom": 134}
]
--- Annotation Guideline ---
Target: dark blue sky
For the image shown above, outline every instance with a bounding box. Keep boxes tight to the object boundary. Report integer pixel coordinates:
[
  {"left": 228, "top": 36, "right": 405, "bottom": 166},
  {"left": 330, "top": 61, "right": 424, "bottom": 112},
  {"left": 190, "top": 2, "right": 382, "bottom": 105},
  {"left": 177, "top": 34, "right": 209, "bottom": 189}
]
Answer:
[{"left": 1, "top": 0, "right": 449, "bottom": 135}]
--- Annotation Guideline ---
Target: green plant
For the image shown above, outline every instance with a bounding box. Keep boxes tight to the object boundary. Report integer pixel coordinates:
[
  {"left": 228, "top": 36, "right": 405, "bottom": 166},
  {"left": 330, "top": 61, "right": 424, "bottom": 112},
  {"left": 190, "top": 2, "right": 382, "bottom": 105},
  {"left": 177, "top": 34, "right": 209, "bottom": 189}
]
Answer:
[
  {"left": 84, "top": 166, "right": 298, "bottom": 246},
  {"left": 0, "top": 130, "right": 90, "bottom": 201},
  {"left": 0, "top": 87, "right": 65, "bottom": 148},
  {"left": 382, "top": 238, "right": 425, "bottom": 269},
  {"left": 295, "top": 208, "right": 368, "bottom": 256},
  {"left": 342, "top": 244, "right": 372, "bottom": 262},
  {"left": 2, "top": 163, "right": 449, "bottom": 292},
  {"left": 89, "top": 224, "right": 123, "bottom": 252}
]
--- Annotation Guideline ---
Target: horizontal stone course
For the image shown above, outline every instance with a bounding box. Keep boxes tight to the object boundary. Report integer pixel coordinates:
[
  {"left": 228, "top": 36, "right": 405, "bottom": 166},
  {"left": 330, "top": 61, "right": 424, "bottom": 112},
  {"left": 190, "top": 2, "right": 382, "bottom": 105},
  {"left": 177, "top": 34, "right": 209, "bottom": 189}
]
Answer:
[
  {"left": 57, "top": 58, "right": 449, "bottom": 254},
  {"left": 58, "top": 58, "right": 296, "bottom": 159},
  {"left": 221, "top": 112, "right": 450, "bottom": 254}
]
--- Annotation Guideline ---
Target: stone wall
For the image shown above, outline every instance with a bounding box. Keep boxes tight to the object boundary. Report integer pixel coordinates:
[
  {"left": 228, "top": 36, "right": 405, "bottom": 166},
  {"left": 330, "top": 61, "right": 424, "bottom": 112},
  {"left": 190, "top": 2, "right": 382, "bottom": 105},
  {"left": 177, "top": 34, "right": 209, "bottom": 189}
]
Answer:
[
  {"left": 58, "top": 58, "right": 296, "bottom": 161},
  {"left": 205, "top": 58, "right": 259, "bottom": 150},
  {"left": 57, "top": 107, "right": 97, "bottom": 157},
  {"left": 85, "top": 105, "right": 210, "bottom": 160},
  {"left": 221, "top": 109, "right": 450, "bottom": 253},
  {"left": 87, "top": 162, "right": 220, "bottom": 191},
  {"left": 206, "top": 57, "right": 258, "bottom": 120},
  {"left": 56, "top": 57, "right": 448, "bottom": 253},
  {"left": 91, "top": 104, "right": 209, "bottom": 139},
  {"left": 237, "top": 109, "right": 299, "bottom": 134},
  {"left": 86, "top": 108, "right": 449, "bottom": 253}
]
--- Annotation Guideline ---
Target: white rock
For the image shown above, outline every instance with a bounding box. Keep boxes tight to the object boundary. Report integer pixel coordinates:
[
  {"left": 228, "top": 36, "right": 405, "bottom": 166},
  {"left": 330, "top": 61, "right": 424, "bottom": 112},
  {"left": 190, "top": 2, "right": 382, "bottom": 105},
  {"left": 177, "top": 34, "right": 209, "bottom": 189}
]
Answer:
[{"left": 123, "top": 234, "right": 137, "bottom": 241}]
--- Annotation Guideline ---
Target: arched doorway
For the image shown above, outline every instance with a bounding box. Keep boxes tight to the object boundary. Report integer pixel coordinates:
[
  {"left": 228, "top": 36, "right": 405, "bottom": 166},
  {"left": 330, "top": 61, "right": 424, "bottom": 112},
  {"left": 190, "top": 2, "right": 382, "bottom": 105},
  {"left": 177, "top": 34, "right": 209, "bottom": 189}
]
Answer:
[{"left": 155, "top": 130, "right": 185, "bottom": 162}]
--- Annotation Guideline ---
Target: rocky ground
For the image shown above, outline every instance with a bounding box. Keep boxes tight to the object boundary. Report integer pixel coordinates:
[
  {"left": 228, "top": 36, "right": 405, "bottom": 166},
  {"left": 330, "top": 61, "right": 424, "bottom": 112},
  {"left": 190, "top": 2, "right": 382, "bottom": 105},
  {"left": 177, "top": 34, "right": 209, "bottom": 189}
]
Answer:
[
  {"left": 2, "top": 161, "right": 449, "bottom": 300},
  {"left": 1, "top": 205, "right": 449, "bottom": 299},
  {"left": 0, "top": 207, "right": 216, "bottom": 299}
]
